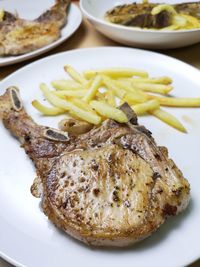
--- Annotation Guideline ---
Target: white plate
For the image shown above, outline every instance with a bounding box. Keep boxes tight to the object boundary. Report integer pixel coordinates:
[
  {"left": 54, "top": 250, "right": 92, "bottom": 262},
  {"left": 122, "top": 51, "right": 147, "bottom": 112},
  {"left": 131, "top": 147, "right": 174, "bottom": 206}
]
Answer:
[
  {"left": 0, "top": 47, "right": 200, "bottom": 267},
  {"left": 0, "top": 0, "right": 82, "bottom": 67},
  {"left": 80, "top": 0, "right": 200, "bottom": 49}
]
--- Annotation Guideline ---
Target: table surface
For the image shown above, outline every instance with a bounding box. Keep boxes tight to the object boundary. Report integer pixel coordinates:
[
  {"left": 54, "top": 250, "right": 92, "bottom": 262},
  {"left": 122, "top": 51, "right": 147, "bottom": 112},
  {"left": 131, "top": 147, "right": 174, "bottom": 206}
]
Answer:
[{"left": 0, "top": 6, "right": 200, "bottom": 267}]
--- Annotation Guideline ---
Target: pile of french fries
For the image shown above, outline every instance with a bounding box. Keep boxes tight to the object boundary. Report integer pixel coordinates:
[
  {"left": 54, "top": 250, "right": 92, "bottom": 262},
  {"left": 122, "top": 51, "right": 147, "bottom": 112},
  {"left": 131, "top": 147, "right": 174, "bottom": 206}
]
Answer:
[{"left": 32, "top": 65, "right": 200, "bottom": 133}]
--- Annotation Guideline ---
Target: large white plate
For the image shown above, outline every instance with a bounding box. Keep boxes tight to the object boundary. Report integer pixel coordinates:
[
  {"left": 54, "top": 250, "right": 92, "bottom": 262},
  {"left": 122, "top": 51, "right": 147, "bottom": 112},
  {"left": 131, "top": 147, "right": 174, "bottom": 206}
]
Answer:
[
  {"left": 0, "top": 0, "right": 82, "bottom": 67},
  {"left": 80, "top": 0, "right": 200, "bottom": 49},
  {"left": 0, "top": 47, "right": 200, "bottom": 267}
]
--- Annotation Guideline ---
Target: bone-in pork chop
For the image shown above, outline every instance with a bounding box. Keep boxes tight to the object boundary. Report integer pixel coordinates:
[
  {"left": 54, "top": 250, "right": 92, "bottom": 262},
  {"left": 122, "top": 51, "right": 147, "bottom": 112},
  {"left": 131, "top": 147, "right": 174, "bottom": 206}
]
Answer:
[
  {"left": 0, "top": 0, "right": 70, "bottom": 56},
  {"left": 0, "top": 87, "right": 190, "bottom": 247}
]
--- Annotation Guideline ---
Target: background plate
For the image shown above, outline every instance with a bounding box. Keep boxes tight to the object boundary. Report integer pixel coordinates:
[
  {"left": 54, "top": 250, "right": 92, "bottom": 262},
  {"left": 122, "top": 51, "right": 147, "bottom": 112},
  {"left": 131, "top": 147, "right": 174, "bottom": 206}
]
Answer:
[
  {"left": 0, "top": 0, "right": 82, "bottom": 66},
  {"left": 80, "top": 0, "right": 200, "bottom": 49},
  {"left": 0, "top": 47, "right": 200, "bottom": 267}
]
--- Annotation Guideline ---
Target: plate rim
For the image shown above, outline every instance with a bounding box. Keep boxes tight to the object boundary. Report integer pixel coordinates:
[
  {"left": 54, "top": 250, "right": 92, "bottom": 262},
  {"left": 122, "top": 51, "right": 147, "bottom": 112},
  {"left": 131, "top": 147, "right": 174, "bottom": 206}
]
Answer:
[
  {"left": 0, "top": 46, "right": 200, "bottom": 267},
  {"left": 0, "top": 3, "right": 82, "bottom": 67}
]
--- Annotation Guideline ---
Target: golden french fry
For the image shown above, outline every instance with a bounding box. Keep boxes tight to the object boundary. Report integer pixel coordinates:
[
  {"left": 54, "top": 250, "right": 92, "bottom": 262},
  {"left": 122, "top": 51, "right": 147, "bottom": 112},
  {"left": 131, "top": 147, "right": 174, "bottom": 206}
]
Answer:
[
  {"left": 53, "top": 90, "right": 87, "bottom": 98},
  {"left": 32, "top": 100, "right": 64, "bottom": 116},
  {"left": 102, "top": 75, "right": 126, "bottom": 99},
  {"left": 40, "top": 83, "right": 72, "bottom": 109},
  {"left": 84, "top": 67, "right": 148, "bottom": 79},
  {"left": 68, "top": 110, "right": 99, "bottom": 124},
  {"left": 71, "top": 98, "right": 96, "bottom": 114},
  {"left": 118, "top": 76, "right": 172, "bottom": 85},
  {"left": 90, "top": 100, "right": 128, "bottom": 123},
  {"left": 64, "top": 65, "right": 88, "bottom": 86},
  {"left": 116, "top": 79, "right": 172, "bottom": 94},
  {"left": 51, "top": 79, "right": 82, "bottom": 91},
  {"left": 157, "top": 97, "right": 200, "bottom": 107},
  {"left": 150, "top": 108, "right": 187, "bottom": 133},
  {"left": 114, "top": 80, "right": 148, "bottom": 102},
  {"left": 83, "top": 75, "right": 102, "bottom": 103},
  {"left": 40, "top": 83, "right": 101, "bottom": 124},
  {"left": 106, "top": 90, "right": 116, "bottom": 107},
  {"left": 123, "top": 92, "right": 146, "bottom": 104},
  {"left": 132, "top": 100, "right": 160, "bottom": 115},
  {"left": 132, "top": 82, "right": 173, "bottom": 94},
  {"left": 102, "top": 75, "right": 147, "bottom": 103}
]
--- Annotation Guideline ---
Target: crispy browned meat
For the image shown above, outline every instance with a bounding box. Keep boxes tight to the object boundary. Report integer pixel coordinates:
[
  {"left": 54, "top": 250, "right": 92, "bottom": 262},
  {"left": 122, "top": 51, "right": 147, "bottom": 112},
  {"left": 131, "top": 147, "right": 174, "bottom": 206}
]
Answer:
[
  {"left": 105, "top": 1, "right": 200, "bottom": 28},
  {"left": 0, "top": 0, "right": 70, "bottom": 56},
  {"left": 0, "top": 87, "right": 190, "bottom": 247}
]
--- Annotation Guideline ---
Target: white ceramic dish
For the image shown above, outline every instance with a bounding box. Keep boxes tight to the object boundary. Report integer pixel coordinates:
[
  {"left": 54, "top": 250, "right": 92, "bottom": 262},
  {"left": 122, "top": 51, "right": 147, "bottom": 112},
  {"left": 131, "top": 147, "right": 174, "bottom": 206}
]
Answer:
[
  {"left": 0, "top": 0, "right": 82, "bottom": 67},
  {"left": 0, "top": 47, "right": 200, "bottom": 267},
  {"left": 80, "top": 0, "right": 200, "bottom": 49}
]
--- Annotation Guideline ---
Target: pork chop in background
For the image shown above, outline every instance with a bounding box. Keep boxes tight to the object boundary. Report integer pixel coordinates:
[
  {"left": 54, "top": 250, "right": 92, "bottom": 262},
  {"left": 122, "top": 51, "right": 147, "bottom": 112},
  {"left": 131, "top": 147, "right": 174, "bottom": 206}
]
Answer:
[{"left": 0, "top": 0, "right": 70, "bottom": 56}]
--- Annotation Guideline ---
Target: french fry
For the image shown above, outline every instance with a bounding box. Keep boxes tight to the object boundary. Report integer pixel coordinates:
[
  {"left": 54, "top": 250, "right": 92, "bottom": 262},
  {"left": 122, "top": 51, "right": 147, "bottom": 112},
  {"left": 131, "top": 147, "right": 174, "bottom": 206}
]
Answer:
[
  {"left": 150, "top": 108, "right": 187, "bottom": 133},
  {"left": 90, "top": 100, "right": 128, "bottom": 123},
  {"left": 117, "top": 79, "right": 172, "bottom": 94},
  {"left": 83, "top": 75, "right": 102, "bottom": 103},
  {"left": 102, "top": 75, "right": 126, "bottom": 99},
  {"left": 53, "top": 90, "right": 87, "bottom": 98},
  {"left": 40, "top": 83, "right": 73, "bottom": 108},
  {"left": 32, "top": 100, "right": 64, "bottom": 116},
  {"left": 123, "top": 92, "right": 145, "bottom": 104},
  {"left": 102, "top": 76, "right": 148, "bottom": 103},
  {"left": 132, "top": 100, "right": 160, "bottom": 115},
  {"left": 71, "top": 98, "right": 96, "bottom": 114},
  {"left": 40, "top": 83, "right": 101, "bottom": 124},
  {"left": 51, "top": 79, "right": 82, "bottom": 90},
  {"left": 114, "top": 80, "right": 149, "bottom": 102},
  {"left": 106, "top": 90, "right": 116, "bottom": 107},
  {"left": 132, "top": 82, "right": 172, "bottom": 94},
  {"left": 84, "top": 67, "right": 149, "bottom": 79},
  {"left": 118, "top": 76, "right": 172, "bottom": 85},
  {"left": 156, "top": 97, "right": 200, "bottom": 107},
  {"left": 64, "top": 65, "right": 88, "bottom": 86}
]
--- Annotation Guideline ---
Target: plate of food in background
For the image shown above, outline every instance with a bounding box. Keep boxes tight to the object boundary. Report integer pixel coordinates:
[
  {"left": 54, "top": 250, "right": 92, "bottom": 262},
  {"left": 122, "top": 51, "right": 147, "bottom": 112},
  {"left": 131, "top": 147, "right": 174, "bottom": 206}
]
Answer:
[
  {"left": 0, "top": 0, "right": 82, "bottom": 66},
  {"left": 80, "top": 0, "right": 200, "bottom": 49},
  {"left": 0, "top": 47, "right": 200, "bottom": 267}
]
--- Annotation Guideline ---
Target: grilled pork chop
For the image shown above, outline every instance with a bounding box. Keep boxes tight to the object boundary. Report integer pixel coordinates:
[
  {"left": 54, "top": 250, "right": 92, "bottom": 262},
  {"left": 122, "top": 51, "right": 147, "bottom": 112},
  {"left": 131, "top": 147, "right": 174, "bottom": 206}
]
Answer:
[
  {"left": 0, "top": 87, "right": 190, "bottom": 247},
  {"left": 105, "top": 2, "right": 200, "bottom": 28},
  {"left": 0, "top": 0, "right": 70, "bottom": 56}
]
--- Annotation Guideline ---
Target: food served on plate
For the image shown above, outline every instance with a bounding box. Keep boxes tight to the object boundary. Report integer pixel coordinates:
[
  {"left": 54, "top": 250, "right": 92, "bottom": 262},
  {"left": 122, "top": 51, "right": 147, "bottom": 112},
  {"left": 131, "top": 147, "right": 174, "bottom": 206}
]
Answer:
[
  {"left": 32, "top": 65, "right": 200, "bottom": 133},
  {"left": 105, "top": 1, "right": 200, "bottom": 30},
  {"left": 0, "top": 0, "right": 70, "bottom": 56},
  {"left": 0, "top": 87, "right": 190, "bottom": 246}
]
